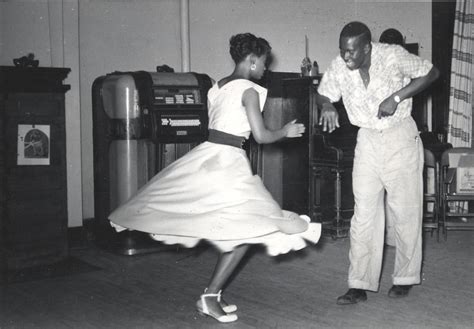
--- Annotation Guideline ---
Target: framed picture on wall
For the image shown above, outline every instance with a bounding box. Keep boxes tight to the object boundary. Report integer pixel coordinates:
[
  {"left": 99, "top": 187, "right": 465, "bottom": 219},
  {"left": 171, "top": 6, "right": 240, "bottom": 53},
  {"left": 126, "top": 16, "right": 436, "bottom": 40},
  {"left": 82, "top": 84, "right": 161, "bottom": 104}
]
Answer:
[{"left": 17, "top": 124, "right": 50, "bottom": 165}]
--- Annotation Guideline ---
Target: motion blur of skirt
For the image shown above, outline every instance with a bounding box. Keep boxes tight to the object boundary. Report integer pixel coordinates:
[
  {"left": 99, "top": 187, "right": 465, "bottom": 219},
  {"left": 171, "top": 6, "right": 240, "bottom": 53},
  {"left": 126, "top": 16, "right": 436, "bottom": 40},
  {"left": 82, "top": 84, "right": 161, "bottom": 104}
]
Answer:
[{"left": 109, "top": 141, "right": 321, "bottom": 256}]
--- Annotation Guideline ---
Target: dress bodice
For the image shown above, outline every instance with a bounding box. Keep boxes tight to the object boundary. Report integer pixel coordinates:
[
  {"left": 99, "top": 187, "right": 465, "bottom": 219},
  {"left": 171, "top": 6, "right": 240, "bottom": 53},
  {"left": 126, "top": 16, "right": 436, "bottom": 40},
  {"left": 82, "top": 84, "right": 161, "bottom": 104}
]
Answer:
[{"left": 207, "top": 79, "right": 268, "bottom": 138}]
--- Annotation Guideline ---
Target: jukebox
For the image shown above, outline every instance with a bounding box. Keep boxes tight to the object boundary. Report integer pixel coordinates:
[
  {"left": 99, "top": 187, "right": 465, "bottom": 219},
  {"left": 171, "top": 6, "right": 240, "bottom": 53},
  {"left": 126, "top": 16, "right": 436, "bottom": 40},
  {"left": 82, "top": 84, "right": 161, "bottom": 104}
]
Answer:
[{"left": 92, "top": 71, "right": 212, "bottom": 254}]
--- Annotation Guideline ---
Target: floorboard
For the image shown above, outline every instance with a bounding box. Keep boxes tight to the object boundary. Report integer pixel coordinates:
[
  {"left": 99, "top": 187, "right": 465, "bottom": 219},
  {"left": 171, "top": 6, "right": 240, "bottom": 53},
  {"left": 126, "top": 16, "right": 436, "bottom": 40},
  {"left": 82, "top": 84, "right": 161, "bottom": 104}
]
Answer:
[{"left": 1, "top": 231, "right": 473, "bottom": 329}]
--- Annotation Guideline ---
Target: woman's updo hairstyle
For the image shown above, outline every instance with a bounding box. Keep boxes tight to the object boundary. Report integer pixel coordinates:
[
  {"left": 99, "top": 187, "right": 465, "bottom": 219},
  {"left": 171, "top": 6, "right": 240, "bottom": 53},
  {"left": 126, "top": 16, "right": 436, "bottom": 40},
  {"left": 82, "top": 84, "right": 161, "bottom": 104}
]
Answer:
[{"left": 229, "top": 33, "right": 271, "bottom": 64}]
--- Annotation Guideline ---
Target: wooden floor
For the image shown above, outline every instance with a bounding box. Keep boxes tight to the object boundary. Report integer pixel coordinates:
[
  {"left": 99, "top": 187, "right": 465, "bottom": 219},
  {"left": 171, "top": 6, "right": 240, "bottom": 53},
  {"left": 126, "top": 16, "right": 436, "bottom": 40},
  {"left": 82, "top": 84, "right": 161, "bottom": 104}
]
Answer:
[{"left": 1, "top": 230, "right": 473, "bottom": 329}]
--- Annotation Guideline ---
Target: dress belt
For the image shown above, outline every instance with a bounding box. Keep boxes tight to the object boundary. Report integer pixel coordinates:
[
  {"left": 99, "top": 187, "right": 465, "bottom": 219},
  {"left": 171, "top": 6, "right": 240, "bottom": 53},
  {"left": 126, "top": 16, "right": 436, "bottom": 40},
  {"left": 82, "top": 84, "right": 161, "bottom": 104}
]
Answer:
[{"left": 207, "top": 129, "right": 246, "bottom": 149}]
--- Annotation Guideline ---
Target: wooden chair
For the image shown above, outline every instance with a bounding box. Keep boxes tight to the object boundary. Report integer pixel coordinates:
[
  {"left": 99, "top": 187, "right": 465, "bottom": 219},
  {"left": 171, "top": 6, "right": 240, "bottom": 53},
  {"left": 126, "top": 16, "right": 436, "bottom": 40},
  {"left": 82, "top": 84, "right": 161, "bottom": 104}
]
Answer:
[
  {"left": 423, "top": 148, "right": 440, "bottom": 240},
  {"left": 440, "top": 147, "right": 474, "bottom": 239}
]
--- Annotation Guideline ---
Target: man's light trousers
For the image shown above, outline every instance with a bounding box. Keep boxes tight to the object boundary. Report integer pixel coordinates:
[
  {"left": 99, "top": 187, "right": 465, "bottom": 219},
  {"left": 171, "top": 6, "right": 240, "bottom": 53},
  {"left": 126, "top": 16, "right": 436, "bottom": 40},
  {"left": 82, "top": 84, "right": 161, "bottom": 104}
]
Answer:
[{"left": 348, "top": 117, "right": 423, "bottom": 292}]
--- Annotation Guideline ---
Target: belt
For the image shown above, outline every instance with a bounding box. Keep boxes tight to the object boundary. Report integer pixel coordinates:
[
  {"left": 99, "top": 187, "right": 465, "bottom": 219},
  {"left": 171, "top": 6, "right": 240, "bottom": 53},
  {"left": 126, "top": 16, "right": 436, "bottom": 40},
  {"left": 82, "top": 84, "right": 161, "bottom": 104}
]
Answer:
[{"left": 207, "top": 129, "right": 246, "bottom": 149}]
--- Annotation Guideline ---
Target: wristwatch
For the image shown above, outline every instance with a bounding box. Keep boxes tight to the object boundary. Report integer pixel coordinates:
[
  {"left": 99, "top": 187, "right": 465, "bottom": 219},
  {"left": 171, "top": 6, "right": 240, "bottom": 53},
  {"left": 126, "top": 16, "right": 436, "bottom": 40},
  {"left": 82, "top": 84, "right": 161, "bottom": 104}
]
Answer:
[{"left": 394, "top": 95, "right": 401, "bottom": 103}]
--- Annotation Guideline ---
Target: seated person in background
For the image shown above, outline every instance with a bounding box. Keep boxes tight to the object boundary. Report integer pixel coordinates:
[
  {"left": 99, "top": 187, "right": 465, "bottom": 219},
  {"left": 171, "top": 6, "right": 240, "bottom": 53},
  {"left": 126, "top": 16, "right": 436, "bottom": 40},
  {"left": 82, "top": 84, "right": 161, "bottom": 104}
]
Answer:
[{"left": 379, "top": 28, "right": 405, "bottom": 46}]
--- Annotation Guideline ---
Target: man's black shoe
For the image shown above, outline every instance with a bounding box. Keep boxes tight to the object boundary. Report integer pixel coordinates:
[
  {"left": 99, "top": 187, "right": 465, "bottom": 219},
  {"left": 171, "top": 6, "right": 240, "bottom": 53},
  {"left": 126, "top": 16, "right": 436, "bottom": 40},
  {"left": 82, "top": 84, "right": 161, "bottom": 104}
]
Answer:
[
  {"left": 336, "top": 288, "right": 367, "bottom": 305},
  {"left": 388, "top": 285, "right": 412, "bottom": 298}
]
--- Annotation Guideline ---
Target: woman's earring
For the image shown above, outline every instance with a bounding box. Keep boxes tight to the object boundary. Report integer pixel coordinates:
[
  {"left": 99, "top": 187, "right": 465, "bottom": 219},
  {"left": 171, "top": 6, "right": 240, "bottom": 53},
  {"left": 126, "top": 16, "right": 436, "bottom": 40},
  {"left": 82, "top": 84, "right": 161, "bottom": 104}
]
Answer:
[{"left": 250, "top": 64, "right": 256, "bottom": 71}]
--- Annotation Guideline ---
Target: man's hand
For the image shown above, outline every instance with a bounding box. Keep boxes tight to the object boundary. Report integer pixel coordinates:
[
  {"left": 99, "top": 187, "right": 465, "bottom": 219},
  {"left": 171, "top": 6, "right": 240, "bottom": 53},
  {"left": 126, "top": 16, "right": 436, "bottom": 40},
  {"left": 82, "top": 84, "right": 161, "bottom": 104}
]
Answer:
[
  {"left": 319, "top": 103, "right": 340, "bottom": 133},
  {"left": 377, "top": 96, "right": 399, "bottom": 119}
]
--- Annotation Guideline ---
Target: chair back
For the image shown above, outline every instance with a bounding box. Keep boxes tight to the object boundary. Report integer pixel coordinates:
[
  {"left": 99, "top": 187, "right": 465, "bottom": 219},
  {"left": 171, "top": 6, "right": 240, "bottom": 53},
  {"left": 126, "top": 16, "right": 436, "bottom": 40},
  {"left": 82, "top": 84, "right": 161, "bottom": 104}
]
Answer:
[
  {"left": 423, "top": 148, "right": 438, "bottom": 197},
  {"left": 441, "top": 147, "right": 474, "bottom": 168},
  {"left": 424, "top": 148, "right": 436, "bottom": 169},
  {"left": 439, "top": 147, "right": 474, "bottom": 239}
]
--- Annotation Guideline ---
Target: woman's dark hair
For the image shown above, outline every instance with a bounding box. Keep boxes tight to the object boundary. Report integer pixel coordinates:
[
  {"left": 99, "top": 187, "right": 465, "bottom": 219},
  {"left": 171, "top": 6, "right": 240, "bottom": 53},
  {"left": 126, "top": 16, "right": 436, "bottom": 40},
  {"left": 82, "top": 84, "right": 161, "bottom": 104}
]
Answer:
[
  {"left": 340, "top": 21, "right": 372, "bottom": 45},
  {"left": 229, "top": 33, "right": 271, "bottom": 64}
]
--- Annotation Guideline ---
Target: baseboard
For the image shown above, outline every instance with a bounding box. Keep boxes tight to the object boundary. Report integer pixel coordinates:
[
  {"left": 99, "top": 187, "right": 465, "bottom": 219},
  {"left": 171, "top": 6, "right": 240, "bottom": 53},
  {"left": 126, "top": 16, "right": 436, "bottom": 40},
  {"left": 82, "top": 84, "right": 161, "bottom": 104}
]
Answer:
[{"left": 68, "top": 225, "right": 89, "bottom": 250}]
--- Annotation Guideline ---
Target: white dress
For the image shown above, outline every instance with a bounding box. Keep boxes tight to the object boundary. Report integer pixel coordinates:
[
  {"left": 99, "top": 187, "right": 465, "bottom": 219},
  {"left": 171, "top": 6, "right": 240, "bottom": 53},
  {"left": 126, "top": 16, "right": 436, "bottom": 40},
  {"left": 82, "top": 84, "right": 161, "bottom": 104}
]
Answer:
[{"left": 109, "top": 79, "right": 321, "bottom": 256}]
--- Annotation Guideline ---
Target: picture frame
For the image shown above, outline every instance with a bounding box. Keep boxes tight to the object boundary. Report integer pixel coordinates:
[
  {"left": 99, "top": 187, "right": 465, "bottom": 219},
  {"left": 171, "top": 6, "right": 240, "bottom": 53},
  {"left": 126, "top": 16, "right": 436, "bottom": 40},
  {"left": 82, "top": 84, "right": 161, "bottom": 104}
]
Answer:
[{"left": 17, "top": 124, "right": 50, "bottom": 165}]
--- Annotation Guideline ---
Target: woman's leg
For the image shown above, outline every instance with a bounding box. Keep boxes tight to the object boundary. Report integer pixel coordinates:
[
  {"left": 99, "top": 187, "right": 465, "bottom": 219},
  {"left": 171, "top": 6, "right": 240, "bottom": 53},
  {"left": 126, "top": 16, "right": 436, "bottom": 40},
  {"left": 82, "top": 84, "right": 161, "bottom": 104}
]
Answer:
[
  {"left": 198, "top": 244, "right": 250, "bottom": 316},
  {"left": 208, "top": 244, "right": 250, "bottom": 291}
]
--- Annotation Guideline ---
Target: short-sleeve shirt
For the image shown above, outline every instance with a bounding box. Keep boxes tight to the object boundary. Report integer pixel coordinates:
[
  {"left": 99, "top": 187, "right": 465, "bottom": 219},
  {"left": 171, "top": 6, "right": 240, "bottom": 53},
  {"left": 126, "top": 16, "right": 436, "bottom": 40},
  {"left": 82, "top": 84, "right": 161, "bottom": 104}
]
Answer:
[{"left": 318, "top": 42, "right": 433, "bottom": 130}]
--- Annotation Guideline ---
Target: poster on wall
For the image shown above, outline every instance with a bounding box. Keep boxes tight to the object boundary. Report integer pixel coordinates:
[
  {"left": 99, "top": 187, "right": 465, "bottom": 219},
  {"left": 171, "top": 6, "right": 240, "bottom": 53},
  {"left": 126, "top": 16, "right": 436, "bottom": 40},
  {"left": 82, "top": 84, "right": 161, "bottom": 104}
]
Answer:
[{"left": 17, "top": 124, "right": 50, "bottom": 165}]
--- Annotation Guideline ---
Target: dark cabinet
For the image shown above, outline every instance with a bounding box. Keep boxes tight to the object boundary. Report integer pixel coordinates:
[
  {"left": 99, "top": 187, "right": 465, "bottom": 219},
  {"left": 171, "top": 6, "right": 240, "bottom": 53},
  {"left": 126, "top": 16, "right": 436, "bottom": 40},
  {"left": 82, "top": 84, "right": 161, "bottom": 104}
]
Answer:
[
  {"left": 257, "top": 73, "right": 357, "bottom": 237},
  {"left": 258, "top": 74, "right": 320, "bottom": 219},
  {"left": 0, "top": 66, "right": 70, "bottom": 269},
  {"left": 280, "top": 77, "right": 320, "bottom": 216}
]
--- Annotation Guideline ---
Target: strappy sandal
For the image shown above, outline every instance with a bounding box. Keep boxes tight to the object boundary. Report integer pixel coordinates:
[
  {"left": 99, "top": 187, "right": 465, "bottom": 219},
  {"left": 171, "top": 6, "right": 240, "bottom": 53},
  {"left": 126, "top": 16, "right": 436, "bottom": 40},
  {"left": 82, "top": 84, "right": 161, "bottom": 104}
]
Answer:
[
  {"left": 204, "top": 288, "right": 237, "bottom": 313},
  {"left": 196, "top": 291, "right": 238, "bottom": 323}
]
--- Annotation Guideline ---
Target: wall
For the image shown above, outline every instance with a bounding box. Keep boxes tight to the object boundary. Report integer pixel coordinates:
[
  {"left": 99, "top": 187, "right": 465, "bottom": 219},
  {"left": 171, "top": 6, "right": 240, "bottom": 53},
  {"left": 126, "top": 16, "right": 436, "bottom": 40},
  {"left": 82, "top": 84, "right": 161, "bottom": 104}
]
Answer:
[
  {"left": 0, "top": 4, "right": 3, "bottom": 56},
  {"left": 78, "top": 0, "right": 181, "bottom": 224},
  {"left": 0, "top": 0, "right": 432, "bottom": 225},
  {"left": 0, "top": 0, "right": 84, "bottom": 227},
  {"left": 190, "top": 0, "right": 432, "bottom": 80}
]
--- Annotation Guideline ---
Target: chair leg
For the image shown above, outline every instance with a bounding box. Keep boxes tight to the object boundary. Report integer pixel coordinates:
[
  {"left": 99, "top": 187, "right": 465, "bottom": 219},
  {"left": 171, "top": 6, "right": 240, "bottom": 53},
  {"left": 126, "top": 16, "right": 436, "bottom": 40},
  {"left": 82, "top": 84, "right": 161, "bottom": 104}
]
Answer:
[
  {"left": 444, "top": 217, "right": 447, "bottom": 241},
  {"left": 442, "top": 200, "right": 447, "bottom": 241},
  {"left": 436, "top": 216, "right": 440, "bottom": 242}
]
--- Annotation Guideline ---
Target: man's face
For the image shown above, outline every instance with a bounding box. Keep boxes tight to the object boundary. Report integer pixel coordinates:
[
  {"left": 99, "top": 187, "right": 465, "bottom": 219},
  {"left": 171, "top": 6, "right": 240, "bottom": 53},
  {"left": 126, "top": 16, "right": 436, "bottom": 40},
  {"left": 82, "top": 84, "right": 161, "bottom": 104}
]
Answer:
[{"left": 339, "top": 36, "right": 368, "bottom": 70}]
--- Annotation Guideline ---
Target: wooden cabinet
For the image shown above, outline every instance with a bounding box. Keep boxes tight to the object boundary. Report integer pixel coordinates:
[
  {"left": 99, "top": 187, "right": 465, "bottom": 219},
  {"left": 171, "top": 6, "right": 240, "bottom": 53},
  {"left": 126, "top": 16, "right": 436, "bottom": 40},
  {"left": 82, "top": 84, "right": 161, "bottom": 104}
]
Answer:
[
  {"left": 256, "top": 73, "right": 357, "bottom": 238},
  {"left": 0, "top": 66, "right": 70, "bottom": 269},
  {"left": 258, "top": 74, "right": 320, "bottom": 219}
]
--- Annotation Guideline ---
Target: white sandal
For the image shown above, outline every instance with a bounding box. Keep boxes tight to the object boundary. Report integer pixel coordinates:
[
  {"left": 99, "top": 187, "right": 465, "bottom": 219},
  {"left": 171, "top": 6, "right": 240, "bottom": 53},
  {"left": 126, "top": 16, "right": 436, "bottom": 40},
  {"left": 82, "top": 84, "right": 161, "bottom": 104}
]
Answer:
[
  {"left": 197, "top": 291, "right": 238, "bottom": 323},
  {"left": 204, "top": 288, "right": 237, "bottom": 313}
]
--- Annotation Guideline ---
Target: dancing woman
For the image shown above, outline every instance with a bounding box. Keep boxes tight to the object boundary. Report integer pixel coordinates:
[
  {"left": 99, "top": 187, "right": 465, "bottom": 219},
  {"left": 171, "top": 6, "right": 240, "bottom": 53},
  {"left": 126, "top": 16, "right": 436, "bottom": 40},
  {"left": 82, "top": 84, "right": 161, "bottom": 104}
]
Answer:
[{"left": 109, "top": 33, "right": 321, "bottom": 323}]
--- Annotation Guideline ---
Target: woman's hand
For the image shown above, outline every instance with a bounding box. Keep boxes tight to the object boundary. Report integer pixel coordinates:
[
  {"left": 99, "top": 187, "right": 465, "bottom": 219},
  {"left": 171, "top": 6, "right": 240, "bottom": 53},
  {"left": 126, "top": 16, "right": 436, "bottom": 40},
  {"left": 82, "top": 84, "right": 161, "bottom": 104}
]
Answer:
[{"left": 284, "top": 119, "right": 306, "bottom": 138}]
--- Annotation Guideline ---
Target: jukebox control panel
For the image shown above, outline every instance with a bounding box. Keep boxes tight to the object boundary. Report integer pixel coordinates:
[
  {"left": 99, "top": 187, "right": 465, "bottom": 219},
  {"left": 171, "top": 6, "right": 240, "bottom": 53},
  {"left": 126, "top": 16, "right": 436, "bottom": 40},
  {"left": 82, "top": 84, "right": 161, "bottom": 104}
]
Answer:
[{"left": 149, "top": 72, "right": 211, "bottom": 143}]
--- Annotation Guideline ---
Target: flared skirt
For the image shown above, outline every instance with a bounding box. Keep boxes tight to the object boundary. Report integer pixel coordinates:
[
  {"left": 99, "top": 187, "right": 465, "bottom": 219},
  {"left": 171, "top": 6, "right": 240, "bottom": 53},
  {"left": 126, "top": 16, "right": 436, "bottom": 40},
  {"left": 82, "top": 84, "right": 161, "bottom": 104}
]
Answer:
[{"left": 109, "top": 142, "right": 320, "bottom": 256}]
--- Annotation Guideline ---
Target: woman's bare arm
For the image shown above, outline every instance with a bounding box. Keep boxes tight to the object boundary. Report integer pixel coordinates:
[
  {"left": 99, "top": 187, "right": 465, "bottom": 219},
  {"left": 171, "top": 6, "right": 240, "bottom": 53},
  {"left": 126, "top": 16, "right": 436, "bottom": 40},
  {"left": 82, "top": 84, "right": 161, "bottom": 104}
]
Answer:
[{"left": 243, "top": 88, "right": 305, "bottom": 144}]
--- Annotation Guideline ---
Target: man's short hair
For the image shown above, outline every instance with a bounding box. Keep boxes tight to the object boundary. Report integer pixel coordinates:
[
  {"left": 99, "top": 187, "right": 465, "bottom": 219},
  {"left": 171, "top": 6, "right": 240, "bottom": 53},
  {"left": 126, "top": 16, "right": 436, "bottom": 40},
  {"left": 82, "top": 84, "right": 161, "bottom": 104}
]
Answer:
[{"left": 340, "top": 21, "right": 372, "bottom": 44}]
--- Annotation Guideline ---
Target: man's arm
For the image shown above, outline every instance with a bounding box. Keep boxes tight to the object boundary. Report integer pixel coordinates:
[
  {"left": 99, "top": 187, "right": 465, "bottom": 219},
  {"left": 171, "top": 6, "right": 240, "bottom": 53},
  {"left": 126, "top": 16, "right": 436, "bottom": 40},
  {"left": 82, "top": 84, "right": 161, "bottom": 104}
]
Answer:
[
  {"left": 396, "top": 66, "right": 440, "bottom": 101},
  {"left": 377, "top": 66, "right": 440, "bottom": 118},
  {"left": 317, "top": 92, "right": 340, "bottom": 133}
]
